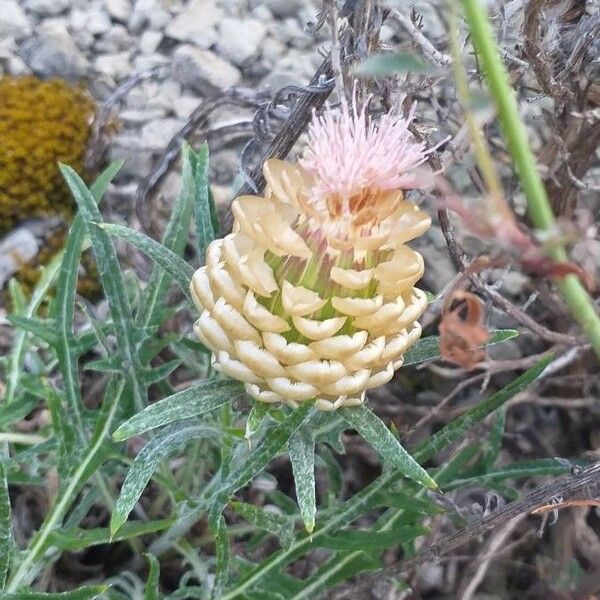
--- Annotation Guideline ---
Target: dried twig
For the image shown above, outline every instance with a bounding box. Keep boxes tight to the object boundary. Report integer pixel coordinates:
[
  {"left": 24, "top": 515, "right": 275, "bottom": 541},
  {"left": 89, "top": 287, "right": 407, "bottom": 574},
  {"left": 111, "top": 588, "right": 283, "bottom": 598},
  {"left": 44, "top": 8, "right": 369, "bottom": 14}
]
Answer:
[
  {"left": 85, "top": 66, "right": 165, "bottom": 173},
  {"left": 437, "top": 207, "right": 587, "bottom": 346},
  {"left": 389, "top": 8, "right": 452, "bottom": 68},
  {"left": 335, "top": 460, "right": 600, "bottom": 597},
  {"left": 457, "top": 515, "right": 526, "bottom": 600}
]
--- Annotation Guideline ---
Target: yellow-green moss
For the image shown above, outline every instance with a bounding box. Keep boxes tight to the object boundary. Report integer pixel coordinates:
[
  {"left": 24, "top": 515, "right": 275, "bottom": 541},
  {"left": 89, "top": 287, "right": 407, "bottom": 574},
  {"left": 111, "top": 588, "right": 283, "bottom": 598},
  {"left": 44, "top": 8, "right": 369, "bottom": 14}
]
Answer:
[{"left": 0, "top": 76, "right": 95, "bottom": 234}]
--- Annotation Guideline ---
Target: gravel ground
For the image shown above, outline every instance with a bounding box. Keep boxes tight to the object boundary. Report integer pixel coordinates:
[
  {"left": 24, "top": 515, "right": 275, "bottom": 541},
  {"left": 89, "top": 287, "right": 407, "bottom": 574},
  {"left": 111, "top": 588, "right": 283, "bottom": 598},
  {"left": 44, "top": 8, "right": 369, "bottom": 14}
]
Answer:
[{"left": 0, "top": 0, "right": 331, "bottom": 292}]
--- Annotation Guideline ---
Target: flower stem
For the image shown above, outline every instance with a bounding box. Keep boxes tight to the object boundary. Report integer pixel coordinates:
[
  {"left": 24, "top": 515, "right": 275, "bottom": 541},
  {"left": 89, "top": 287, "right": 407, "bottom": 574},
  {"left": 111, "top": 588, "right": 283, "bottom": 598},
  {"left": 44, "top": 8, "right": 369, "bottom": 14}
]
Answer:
[{"left": 460, "top": 0, "right": 600, "bottom": 361}]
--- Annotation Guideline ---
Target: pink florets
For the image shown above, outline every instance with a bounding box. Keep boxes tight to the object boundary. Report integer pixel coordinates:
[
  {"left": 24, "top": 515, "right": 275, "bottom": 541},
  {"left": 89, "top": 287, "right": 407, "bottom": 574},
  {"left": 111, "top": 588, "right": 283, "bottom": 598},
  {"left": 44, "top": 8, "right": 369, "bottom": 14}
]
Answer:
[{"left": 300, "top": 99, "right": 429, "bottom": 201}]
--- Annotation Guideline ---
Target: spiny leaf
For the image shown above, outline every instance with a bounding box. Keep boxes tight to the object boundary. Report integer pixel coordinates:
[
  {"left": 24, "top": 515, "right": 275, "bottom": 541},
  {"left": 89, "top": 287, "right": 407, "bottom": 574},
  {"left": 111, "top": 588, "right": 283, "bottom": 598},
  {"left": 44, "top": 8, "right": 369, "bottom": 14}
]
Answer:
[
  {"left": 111, "top": 422, "right": 221, "bottom": 535},
  {"left": 144, "top": 553, "right": 161, "bottom": 600},
  {"left": 0, "top": 454, "right": 11, "bottom": 590},
  {"left": 288, "top": 426, "right": 316, "bottom": 533},
  {"left": 98, "top": 222, "right": 194, "bottom": 302},
  {"left": 209, "top": 402, "right": 314, "bottom": 528},
  {"left": 113, "top": 379, "right": 243, "bottom": 441},
  {"left": 341, "top": 405, "right": 437, "bottom": 490},
  {"left": 2, "top": 588, "right": 108, "bottom": 599},
  {"left": 415, "top": 354, "right": 553, "bottom": 463},
  {"left": 60, "top": 165, "right": 146, "bottom": 411}
]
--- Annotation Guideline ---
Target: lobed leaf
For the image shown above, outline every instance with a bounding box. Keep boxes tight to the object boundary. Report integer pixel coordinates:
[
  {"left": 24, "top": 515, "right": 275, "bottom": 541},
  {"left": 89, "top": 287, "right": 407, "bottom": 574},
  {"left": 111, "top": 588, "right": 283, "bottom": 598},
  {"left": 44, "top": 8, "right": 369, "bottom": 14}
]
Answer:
[
  {"left": 60, "top": 165, "right": 146, "bottom": 411},
  {"left": 111, "top": 422, "right": 222, "bottom": 535},
  {"left": 53, "top": 161, "right": 123, "bottom": 441},
  {"left": 0, "top": 454, "right": 11, "bottom": 590},
  {"left": 209, "top": 402, "right": 314, "bottom": 529},
  {"left": 2, "top": 588, "right": 107, "bottom": 600},
  {"left": 414, "top": 355, "right": 553, "bottom": 463},
  {"left": 288, "top": 426, "right": 316, "bottom": 533},
  {"left": 144, "top": 553, "right": 161, "bottom": 600},
  {"left": 231, "top": 502, "right": 294, "bottom": 549},
  {"left": 341, "top": 405, "right": 437, "bottom": 490},
  {"left": 4, "top": 254, "right": 62, "bottom": 404},
  {"left": 99, "top": 223, "right": 194, "bottom": 302},
  {"left": 113, "top": 379, "right": 243, "bottom": 441}
]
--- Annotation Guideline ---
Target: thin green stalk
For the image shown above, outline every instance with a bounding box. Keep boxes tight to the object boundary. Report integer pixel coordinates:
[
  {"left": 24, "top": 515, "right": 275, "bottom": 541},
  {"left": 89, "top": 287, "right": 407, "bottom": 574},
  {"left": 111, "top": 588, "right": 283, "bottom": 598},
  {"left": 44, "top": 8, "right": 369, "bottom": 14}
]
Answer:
[
  {"left": 5, "top": 381, "right": 123, "bottom": 592},
  {"left": 460, "top": 0, "right": 600, "bottom": 361}
]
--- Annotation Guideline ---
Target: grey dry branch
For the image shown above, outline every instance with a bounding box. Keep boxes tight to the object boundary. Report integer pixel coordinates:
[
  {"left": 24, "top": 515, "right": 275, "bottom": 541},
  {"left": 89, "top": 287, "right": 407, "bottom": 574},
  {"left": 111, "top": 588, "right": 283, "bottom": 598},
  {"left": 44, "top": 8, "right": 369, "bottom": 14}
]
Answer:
[
  {"left": 337, "top": 460, "right": 600, "bottom": 597},
  {"left": 437, "top": 206, "right": 587, "bottom": 347}
]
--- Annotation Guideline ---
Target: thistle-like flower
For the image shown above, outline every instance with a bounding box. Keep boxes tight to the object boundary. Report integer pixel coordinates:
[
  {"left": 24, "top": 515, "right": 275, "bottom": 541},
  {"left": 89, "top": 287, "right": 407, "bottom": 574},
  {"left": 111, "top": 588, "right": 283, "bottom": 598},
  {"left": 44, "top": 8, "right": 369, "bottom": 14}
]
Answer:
[{"left": 190, "top": 100, "right": 431, "bottom": 411}]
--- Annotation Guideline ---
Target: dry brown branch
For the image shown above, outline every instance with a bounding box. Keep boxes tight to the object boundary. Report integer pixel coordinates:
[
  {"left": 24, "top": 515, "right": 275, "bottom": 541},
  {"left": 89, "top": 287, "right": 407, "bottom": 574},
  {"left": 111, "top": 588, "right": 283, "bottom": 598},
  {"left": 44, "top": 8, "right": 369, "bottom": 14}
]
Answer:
[
  {"left": 85, "top": 66, "right": 165, "bottom": 173},
  {"left": 389, "top": 8, "right": 452, "bottom": 68},
  {"left": 457, "top": 515, "right": 526, "bottom": 600},
  {"left": 235, "top": 54, "right": 334, "bottom": 200},
  {"left": 334, "top": 460, "right": 600, "bottom": 598},
  {"left": 437, "top": 207, "right": 587, "bottom": 346}
]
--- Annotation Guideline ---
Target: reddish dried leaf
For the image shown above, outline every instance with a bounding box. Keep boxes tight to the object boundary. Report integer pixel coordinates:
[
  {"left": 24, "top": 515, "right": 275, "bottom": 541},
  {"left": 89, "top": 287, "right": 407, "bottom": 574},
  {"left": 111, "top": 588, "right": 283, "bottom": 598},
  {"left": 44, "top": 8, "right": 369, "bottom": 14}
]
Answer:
[{"left": 439, "top": 291, "right": 490, "bottom": 369}]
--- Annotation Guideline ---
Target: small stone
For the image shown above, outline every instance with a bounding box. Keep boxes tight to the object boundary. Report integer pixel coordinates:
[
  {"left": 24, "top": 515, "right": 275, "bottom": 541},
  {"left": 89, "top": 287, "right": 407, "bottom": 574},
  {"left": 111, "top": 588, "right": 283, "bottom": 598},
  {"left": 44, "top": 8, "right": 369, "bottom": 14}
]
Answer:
[
  {"left": 172, "top": 96, "right": 199, "bottom": 119},
  {"left": 165, "top": 0, "right": 222, "bottom": 46},
  {"left": 110, "top": 138, "right": 153, "bottom": 178},
  {"left": 0, "top": 1, "right": 32, "bottom": 40},
  {"left": 250, "top": 5, "right": 273, "bottom": 21},
  {"left": 153, "top": 79, "right": 183, "bottom": 111},
  {"left": 86, "top": 5, "right": 113, "bottom": 35},
  {"left": 173, "top": 46, "right": 241, "bottom": 91},
  {"left": 105, "top": 0, "right": 131, "bottom": 21},
  {"left": 25, "top": 0, "right": 70, "bottom": 16},
  {"left": 69, "top": 11, "right": 96, "bottom": 49},
  {"left": 260, "top": 37, "right": 286, "bottom": 69},
  {"left": 216, "top": 17, "right": 267, "bottom": 65},
  {"left": 0, "top": 228, "right": 39, "bottom": 289},
  {"left": 119, "top": 107, "right": 166, "bottom": 123},
  {"left": 141, "top": 118, "right": 183, "bottom": 151},
  {"left": 416, "top": 562, "right": 445, "bottom": 594},
  {"left": 125, "top": 80, "right": 159, "bottom": 109},
  {"left": 139, "top": 30, "right": 162, "bottom": 54},
  {"left": 94, "top": 25, "right": 134, "bottom": 53},
  {"left": 261, "top": 0, "right": 305, "bottom": 18},
  {"left": 94, "top": 52, "right": 131, "bottom": 79},
  {"left": 20, "top": 22, "right": 90, "bottom": 79},
  {"left": 132, "top": 54, "right": 169, "bottom": 72},
  {"left": 128, "top": 0, "right": 170, "bottom": 33}
]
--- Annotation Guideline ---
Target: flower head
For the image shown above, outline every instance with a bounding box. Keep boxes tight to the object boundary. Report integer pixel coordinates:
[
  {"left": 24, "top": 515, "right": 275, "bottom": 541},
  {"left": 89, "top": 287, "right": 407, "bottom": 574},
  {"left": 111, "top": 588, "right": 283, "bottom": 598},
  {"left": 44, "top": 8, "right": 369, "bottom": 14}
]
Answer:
[
  {"left": 191, "top": 100, "right": 431, "bottom": 411},
  {"left": 301, "top": 100, "right": 428, "bottom": 200}
]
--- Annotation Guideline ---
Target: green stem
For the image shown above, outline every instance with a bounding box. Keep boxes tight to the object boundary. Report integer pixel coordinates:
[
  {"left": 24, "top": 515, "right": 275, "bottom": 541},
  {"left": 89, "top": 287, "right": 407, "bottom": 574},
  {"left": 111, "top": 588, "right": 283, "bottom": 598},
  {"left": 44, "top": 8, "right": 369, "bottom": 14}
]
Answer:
[
  {"left": 5, "top": 382, "right": 122, "bottom": 592},
  {"left": 460, "top": 0, "right": 600, "bottom": 361}
]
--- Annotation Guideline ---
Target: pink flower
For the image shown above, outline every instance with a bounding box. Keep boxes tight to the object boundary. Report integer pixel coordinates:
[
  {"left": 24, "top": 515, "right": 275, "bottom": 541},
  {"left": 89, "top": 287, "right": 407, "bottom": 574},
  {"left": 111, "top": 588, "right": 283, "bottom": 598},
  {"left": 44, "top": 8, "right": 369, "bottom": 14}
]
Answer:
[{"left": 300, "top": 98, "right": 429, "bottom": 204}]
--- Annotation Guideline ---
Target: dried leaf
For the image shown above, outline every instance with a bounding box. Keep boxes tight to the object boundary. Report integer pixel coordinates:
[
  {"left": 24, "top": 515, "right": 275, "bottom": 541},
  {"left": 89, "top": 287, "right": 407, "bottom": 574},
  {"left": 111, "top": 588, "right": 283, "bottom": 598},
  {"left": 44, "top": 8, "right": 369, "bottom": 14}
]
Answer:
[{"left": 439, "top": 291, "right": 490, "bottom": 369}]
